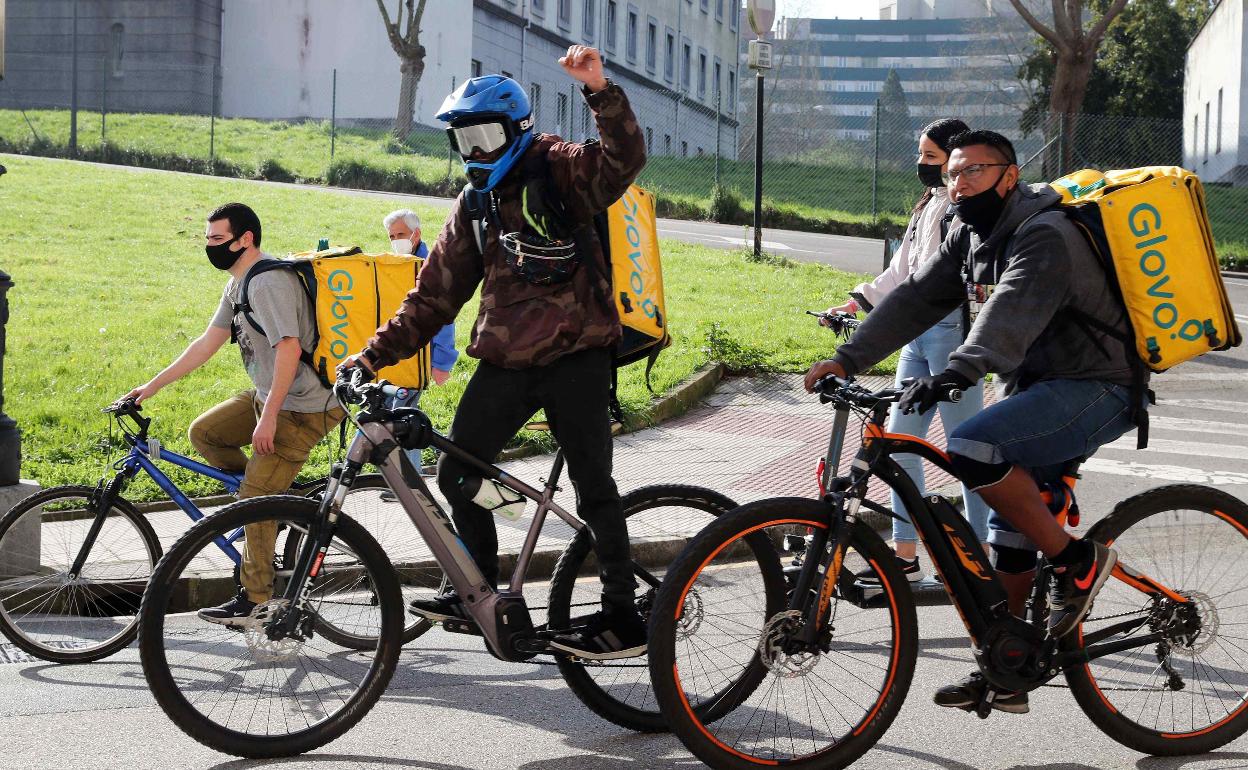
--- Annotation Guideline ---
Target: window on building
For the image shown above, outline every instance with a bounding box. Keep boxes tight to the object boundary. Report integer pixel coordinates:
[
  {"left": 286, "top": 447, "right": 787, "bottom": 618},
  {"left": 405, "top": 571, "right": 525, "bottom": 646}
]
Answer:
[
  {"left": 698, "top": 52, "right": 707, "bottom": 99},
  {"left": 626, "top": 9, "right": 638, "bottom": 62},
  {"left": 530, "top": 83, "right": 541, "bottom": 126},
  {"left": 713, "top": 60, "right": 721, "bottom": 108},
  {"left": 1193, "top": 113, "right": 1199, "bottom": 159},
  {"left": 700, "top": 0, "right": 709, "bottom": 12},
  {"left": 1217, "top": 88, "right": 1223, "bottom": 154},
  {"left": 665, "top": 30, "right": 675, "bottom": 83},
  {"left": 730, "top": 2, "right": 737, "bottom": 30},
  {"left": 681, "top": 140, "right": 688, "bottom": 157},
  {"left": 558, "top": 0, "right": 572, "bottom": 28},
  {"left": 582, "top": 0, "right": 595, "bottom": 41},
  {"left": 727, "top": 70, "right": 736, "bottom": 111},
  {"left": 557, "top": 92, "right": 570, "bottom": 136},
  {"left": 532, "top": 0, "right": 545, "bottom": 15},
  {"left": 605, "top": 1, "right": 618, "bottom": 51},
  {"left": 665, "top": 134, "right": 671, "bottom": 154},
  {"left": 110, "top": 23, "right": 125, "bottom": 77},
  {"left": 646, "top": 126, "right": 653, "bottom": 152},
  {"left": 682, "top": 42, "right": 691, "bottom": 90},
  {"left": 646, "top": 20, "right": 658, "bottom": 72},
  {"left": 1204, "top": 102, "right": 1210, "bottom": 162},
  {"left": 471, "top": 59, "right": 483, "bottom": 77},
  {"left": 715, "top": 0, "right": 724, "bottom": 21}
]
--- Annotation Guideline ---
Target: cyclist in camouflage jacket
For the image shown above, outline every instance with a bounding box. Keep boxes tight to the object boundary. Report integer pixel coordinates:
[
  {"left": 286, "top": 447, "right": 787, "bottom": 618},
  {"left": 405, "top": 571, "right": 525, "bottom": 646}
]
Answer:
[{"left": 351, "top": 46, "right": 649, "bottom": 660}]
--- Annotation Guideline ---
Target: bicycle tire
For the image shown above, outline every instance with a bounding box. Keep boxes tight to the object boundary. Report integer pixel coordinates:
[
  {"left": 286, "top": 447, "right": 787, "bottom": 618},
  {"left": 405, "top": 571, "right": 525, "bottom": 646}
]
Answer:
[
  {"left": 139, "top": 495, "right": 403, "bottom": 759},
  {"left": 1064, "top": 484, "right": 1248, "bottom": 756},
  {"left": 292, "top": 474, "right": 444, "bottom": 647},
  {"left": 649, "top": 497, "right": 919, "bottom": 770},
  {"left": 0, "top": 484, "right": 160, "bottom": 664},
  {"left": 547, "top": 484, "right": 738, "bottom": 732}
]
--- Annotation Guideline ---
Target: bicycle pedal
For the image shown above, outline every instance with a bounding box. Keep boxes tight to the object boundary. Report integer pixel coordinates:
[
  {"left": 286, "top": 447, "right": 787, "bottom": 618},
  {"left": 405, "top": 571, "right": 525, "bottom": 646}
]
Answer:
[{"left": 441, "top": 619, "right": 483, "bottom": 636}]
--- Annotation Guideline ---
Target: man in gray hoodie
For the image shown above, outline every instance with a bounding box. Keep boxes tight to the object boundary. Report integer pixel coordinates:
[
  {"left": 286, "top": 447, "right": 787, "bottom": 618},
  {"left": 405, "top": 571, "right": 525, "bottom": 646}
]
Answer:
[{"left": 805, "top": 130, "right": 1142, "bottom": 714}]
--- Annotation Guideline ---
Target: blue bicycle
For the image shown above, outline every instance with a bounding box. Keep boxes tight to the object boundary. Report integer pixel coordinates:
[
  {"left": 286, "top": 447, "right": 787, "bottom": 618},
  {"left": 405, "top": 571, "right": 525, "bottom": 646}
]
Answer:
[{"left": 0, "top": 399, "right": 432, "bottom": 663}]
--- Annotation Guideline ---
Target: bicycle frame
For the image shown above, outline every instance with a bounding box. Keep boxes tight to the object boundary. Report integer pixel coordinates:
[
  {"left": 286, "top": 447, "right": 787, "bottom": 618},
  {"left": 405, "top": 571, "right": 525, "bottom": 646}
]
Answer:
[
  {"left": 292, "top": 414, "right": 609, "bottom": 661},
  {"left": 814, "top": 391, "right": 1192, "bottom": 692}
]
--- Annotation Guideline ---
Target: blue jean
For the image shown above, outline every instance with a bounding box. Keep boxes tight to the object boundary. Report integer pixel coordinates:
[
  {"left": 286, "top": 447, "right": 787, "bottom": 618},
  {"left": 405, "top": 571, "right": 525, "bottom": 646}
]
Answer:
[
  {"left": 888, "top": 313, "right": 991, "bottom": 544},
  {"left": 947, "top": 378, "right": 1136, "bottom": 552}
]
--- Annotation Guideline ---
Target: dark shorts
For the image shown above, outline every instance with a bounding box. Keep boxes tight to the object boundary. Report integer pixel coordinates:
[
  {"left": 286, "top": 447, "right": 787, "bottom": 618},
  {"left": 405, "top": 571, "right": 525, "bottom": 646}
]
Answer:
[{"left": 946, "top": 379, "right": 1136, "bottom": 551}]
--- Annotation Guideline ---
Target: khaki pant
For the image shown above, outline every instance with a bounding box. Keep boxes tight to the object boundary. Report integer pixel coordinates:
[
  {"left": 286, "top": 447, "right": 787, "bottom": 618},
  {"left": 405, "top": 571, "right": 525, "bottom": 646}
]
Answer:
[{"left": 188, "top": 390, "right": 345, "bottom": 603}]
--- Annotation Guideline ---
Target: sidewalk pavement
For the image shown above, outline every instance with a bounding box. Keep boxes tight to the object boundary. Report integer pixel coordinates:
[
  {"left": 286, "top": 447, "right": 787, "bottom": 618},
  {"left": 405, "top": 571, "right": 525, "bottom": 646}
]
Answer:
[{"left": 104, "top": 373, "right": 984, "bottom": 585}]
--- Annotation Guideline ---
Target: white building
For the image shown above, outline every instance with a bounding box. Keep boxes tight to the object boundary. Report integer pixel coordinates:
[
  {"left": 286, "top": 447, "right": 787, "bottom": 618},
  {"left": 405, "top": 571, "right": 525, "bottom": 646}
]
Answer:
[
  {"left": 219, "top": 1, "right": 472, "bottom": 126},
  {"left": 1184, "top": 0, "right": 1246, "bottom": 185}
]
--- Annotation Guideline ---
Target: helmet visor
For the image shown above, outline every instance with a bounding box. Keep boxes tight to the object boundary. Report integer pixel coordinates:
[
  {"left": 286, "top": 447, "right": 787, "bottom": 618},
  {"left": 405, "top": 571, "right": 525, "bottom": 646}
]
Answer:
[{"left": 448, "top": 121, "right": 509, "bottom": 159}]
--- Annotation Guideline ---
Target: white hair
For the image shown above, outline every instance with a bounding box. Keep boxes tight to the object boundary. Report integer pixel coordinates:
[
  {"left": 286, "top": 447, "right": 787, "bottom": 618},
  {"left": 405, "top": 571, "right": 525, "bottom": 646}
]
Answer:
[{"left": 383, "top": 209, "right": 420, "bottom": 231}]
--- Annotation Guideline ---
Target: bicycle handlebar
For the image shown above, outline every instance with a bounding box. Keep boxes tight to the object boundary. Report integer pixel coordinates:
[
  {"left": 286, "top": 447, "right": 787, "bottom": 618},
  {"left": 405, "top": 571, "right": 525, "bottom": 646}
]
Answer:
[
  {"left": 814, "top": 375, "right": 962, "bottom": 410},
  {"left": 807, "top": 311, "right": 861, "bottom": 337}
]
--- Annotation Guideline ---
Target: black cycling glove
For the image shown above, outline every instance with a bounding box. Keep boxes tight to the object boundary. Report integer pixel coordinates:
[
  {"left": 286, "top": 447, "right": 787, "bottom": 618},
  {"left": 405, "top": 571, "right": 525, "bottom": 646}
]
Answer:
[{"left": 897, "top": 370, "right": 973, "bottom": 415}]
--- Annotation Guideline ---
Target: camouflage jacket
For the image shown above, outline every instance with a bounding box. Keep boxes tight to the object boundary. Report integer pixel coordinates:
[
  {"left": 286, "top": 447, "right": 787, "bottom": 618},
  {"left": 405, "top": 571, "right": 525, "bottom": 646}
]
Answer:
[{"left": 363, "top": 82, "right": 647, "bottom": 371}]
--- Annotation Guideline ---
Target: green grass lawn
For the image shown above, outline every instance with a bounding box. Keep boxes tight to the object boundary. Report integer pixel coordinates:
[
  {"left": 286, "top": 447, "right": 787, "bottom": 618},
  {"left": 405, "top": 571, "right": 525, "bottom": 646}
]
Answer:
[
  {"left": 5, "top": 108, "right": 1245, "bottom": 259},
  {"left": 0, "top": 153, "right": 868, "bottom": 501}
]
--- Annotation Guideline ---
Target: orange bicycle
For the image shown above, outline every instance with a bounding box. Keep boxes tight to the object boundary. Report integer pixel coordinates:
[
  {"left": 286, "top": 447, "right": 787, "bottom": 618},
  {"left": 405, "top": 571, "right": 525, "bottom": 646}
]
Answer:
[{"left": 648, "top": 374, "right": 1248, "bottom": 768}]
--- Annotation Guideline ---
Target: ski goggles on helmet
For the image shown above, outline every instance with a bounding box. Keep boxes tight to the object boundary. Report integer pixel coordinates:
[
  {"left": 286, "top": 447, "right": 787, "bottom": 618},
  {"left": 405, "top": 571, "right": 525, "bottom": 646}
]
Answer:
[{"left": 447, "top": 118, "right": 511, "bottom": 159}]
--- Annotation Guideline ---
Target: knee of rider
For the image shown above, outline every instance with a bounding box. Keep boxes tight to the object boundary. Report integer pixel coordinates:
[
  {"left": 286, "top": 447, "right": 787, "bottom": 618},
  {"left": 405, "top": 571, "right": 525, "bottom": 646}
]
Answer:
[
  {"left": 949, "top": 452, "right": 1011, "bottom": 491},
  {"left": 187, "top": 414, "right": 213, "bottom": 453},
  {"left": 435, "top": 455, "right": 465, "bottom": 499},
  {"left": 990, "top": 544, "right": 1038, "bottom": 575}
]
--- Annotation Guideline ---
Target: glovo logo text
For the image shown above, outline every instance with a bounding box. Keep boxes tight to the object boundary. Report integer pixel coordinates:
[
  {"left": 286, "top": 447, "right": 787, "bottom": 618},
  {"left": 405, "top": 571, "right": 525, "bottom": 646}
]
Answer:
[
  {"left": 1128, "top": 203, "right": 1204, "bottom": 343},
  {"left": 620, "top": 191, "right": 658, "bottom": 321},
  {"left": 326, "top": 269, "right": 354, "bottom": 361}
]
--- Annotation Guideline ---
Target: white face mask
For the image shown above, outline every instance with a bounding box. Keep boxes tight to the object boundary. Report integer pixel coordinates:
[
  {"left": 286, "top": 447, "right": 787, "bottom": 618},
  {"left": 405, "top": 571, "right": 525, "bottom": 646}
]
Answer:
[{"left": 390, "top": 238, "right": 414, "bottom": 255}]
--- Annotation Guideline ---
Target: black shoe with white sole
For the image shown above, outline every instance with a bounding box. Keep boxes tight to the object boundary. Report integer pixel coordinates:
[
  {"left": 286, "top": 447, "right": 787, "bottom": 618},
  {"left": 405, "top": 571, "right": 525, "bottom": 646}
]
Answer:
[
  {"left": 933, "top": 671, "right": 1029, "bottom": 714},
  {"left": 548, "top": 610, "right": 648, "bottom": 661},
  {"left": 855, "top": 556, "right": 923, "bottom": 587},
  {"left": 408, "top": 590, "right": 475, "bottom": 624},
  {"left": 197, "top": 591, "right": 258, "bottom": 629}
]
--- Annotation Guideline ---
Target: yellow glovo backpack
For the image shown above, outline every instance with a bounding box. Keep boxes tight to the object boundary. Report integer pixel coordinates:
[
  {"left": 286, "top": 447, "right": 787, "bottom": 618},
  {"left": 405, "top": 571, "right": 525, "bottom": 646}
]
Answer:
[
  {"left": 234, "top": 247, "right": 432, "bottom": 389},
  {"left": 1047, "top": 166, "right": 1242, "bottom": 446}
]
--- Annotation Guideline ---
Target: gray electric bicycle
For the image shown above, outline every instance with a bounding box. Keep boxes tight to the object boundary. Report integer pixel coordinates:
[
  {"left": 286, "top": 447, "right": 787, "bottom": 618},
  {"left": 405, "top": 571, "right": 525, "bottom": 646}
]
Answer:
[{"left": 137, "top": 370, "right": 745, "bottom": 758}]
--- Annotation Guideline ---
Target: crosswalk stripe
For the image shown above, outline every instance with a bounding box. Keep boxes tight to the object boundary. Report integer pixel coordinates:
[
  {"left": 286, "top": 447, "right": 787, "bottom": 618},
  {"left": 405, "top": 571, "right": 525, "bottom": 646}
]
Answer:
[
  {"left": 1083, "top": 458, "right": 1248, "bottom": 485},
  {"left": 1149, "top": 415, "right": 1248, "bottom": 438},
  {"left": 1105, "top": 437, "right": 1248, "bottom": 460},
  {"left": 1160, "top": 399, "right": 1248, "bottom": 415}
]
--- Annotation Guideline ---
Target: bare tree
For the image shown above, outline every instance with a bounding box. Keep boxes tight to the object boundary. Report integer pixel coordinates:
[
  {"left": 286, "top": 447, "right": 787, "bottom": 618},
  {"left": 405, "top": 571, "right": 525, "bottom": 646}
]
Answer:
[
  {"left": 1005, "top": 0, "right": 1129, "bottom": 172},
  {"left": 377, "top": 0, "right": 428, "bottom": 139}
]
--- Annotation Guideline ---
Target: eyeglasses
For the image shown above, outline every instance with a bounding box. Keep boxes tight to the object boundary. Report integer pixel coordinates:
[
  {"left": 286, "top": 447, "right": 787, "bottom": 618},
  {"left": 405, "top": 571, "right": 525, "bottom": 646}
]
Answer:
[{"left": 942, "top": 163, "right": 1012, "bottom": 185}]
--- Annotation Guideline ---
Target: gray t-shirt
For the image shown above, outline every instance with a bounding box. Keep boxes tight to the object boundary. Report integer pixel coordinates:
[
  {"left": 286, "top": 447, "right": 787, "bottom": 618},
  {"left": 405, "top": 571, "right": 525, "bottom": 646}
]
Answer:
[{"left": 210, "top": 259, "right": 332, "bottom": 412}]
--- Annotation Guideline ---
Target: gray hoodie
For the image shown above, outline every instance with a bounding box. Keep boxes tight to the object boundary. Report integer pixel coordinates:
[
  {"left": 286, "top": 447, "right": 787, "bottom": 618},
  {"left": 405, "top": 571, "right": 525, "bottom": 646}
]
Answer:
[{"left": 833, "top": 182, "right": 1138, "bottom": 395}]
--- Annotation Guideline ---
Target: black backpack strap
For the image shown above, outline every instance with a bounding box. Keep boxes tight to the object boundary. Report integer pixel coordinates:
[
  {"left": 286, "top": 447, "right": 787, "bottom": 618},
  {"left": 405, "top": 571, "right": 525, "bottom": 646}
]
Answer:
[
  {"left": 1064, "top": 307, "right": 1153, "bottom": 449},
  {"left": 234, "top": 259, "right": 323, "bottom": 383},
  {"left": 462, "top": 184, "right": 492, "bottom": 255}
]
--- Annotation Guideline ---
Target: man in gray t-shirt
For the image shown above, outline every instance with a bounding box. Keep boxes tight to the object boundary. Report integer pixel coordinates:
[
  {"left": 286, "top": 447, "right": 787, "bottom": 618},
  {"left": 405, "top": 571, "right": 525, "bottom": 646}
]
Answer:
[{"left": 121, "top": 203, "right": 344, "bottom": 626}]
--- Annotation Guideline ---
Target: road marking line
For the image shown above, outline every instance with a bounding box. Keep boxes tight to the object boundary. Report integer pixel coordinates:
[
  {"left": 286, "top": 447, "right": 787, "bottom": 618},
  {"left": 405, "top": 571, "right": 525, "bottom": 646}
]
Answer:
[
  {"left": 1149, "top": 416, "right": 1248, "bottom": 438},
  {"left": 1082, "top": 458, "right": 1248, "bottom": 485},
  {"left": 1161, "top": 399, "right": 1248, "bottom": 414},
  {"left": 1105, "top": 437, "right": 1248, "bottom": 460}
]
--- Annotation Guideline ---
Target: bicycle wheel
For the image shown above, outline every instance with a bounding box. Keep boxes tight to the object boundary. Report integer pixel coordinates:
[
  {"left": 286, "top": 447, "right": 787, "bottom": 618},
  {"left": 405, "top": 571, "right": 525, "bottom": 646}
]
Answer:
[
  {"left": 0, "top": 485, "right": 160, "bottom": 663},
  {"left": 139, "top": 495, "right": 402, "bottom": 758},
  {"left": 1065, "top": 484, "right": 1248, "bottom": 756},
  {"left": 650, "top": 497, "right": 918, "bottom": 770},
  {"left": 547, "top": 484, "right": 737, "bottom": 732},
  {"left": 293, "top": 474, "right": 446, "bottom": 648}
]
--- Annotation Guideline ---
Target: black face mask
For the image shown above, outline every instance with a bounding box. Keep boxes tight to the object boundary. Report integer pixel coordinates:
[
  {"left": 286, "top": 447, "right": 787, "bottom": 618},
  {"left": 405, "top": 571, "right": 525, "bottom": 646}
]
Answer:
[
  {"left": 916, "top": 163, "right": 944, "bottom": 188},
  {"left": 205, "top": 234, "right": 243, "bottom": 270},
  {"left": 950, "top": 175, "right": 1009, "bottom": 237}
]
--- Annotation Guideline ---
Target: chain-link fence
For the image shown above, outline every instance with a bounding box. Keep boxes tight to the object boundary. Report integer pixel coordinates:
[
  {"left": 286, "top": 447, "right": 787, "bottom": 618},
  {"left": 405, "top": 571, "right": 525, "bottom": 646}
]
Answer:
[{"left": 1, "top": 46, "right": 1245, "bottom": 263}]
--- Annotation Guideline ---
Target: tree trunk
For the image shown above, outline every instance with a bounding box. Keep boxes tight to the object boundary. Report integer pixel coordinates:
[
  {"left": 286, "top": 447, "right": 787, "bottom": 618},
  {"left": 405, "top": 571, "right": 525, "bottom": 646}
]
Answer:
[
  {"left": 394, "top": 56, "right": 425, "bottom": 139},
  {"left": 1046, "top": 51, "right": 1095, "bottom": 176}
]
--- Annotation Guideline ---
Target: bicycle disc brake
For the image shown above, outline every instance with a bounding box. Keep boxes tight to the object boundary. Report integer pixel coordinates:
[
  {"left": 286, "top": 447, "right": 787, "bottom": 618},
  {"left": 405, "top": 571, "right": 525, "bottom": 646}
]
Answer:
[
  {"left": 758, "top": 610, "right": 820, "bottom": 678},
  {"left": 242, "top": 600, "right": 305, "bottom": 663}
]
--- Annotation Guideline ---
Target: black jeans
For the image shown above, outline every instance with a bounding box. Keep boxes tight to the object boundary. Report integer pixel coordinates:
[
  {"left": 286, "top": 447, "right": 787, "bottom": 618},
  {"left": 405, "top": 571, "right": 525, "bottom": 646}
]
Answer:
[{"left": 436, "top": 347, "right": 637, "bottom": 614}]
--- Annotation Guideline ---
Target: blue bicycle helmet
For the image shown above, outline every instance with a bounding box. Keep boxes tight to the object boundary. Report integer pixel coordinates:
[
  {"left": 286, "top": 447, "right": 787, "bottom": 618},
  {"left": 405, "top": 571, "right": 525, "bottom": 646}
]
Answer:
[{"left": 437, "top": 75, "right": 534, "bottom": 192}]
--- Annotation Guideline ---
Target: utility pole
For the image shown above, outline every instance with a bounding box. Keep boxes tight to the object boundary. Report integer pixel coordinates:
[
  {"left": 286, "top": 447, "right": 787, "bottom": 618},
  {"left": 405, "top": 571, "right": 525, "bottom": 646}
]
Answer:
[
  {"left": 70, "top": 0, "right": 79, "bottom": 155},
  {"left": 746, "top": 0, "right": 775, "bottom": 258}
]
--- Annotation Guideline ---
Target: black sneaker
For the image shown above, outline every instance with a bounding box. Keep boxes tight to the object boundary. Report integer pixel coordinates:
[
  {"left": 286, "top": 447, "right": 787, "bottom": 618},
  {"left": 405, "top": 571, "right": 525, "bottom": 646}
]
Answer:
[
  {"left": 197, "top": 591, "right": 258, "bottom": 628},
  {"left": 933, "top": 671, "right": 1029, "bottom": 714},
  {"left": 408, "top": 590, "right": 474, "bottom": 623},
  {"left": 855, "top": 556, "right": 923, "bottom": 586},
  {"left": 548, "top": 610, "right": 648, "bottom": 661},
  {"left": 1048, "top": 540, "right": 1118, "bottom": 638}
]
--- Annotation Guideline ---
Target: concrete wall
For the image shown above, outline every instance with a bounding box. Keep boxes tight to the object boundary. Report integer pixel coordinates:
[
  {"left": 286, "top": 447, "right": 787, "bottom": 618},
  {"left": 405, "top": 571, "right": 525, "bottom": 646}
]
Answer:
[
  {"left": 1184, "top": 0, "right": 1245, "bottom": 184},
  {"left": 0, "top": 0, "right": 221, "bottom": 113},
  {"left": 219, "top": 0, "right": 471, "bottom": 122},
  {"left": 474, "top": 0, "right": 739, "bottom": 157}
]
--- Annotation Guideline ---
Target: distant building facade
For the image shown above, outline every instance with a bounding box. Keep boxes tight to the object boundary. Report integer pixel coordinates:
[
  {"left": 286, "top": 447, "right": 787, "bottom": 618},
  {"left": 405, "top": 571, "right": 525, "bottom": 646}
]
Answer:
[{"left": 1184, "top": 0, "right": 1246, "bottom": 185}]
